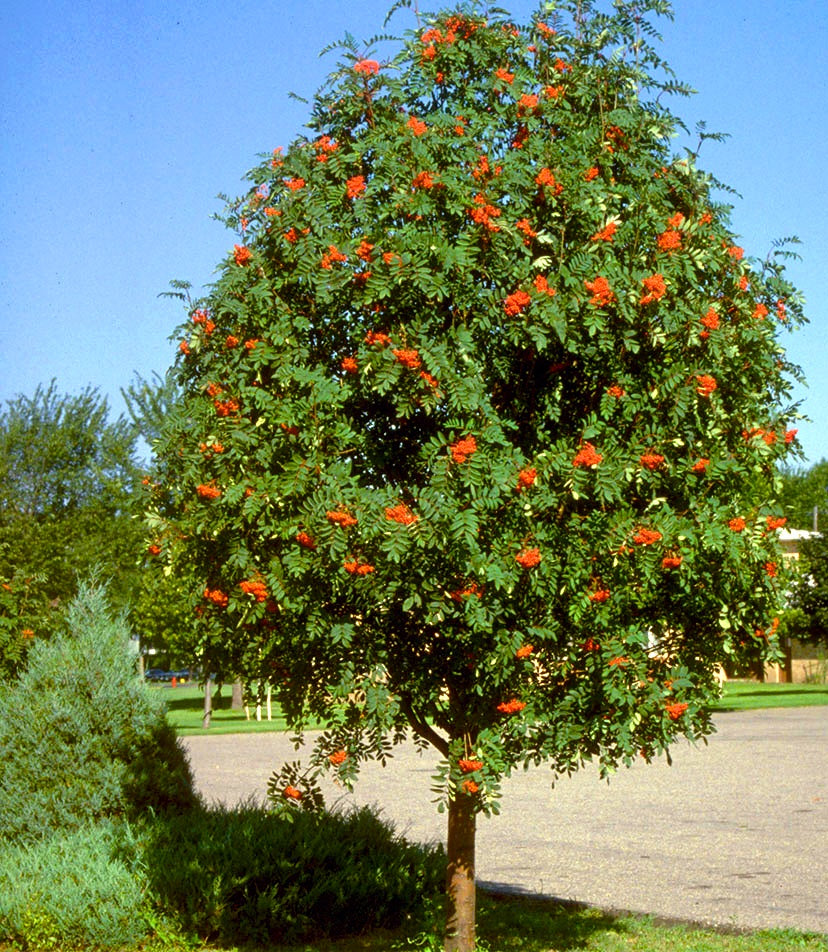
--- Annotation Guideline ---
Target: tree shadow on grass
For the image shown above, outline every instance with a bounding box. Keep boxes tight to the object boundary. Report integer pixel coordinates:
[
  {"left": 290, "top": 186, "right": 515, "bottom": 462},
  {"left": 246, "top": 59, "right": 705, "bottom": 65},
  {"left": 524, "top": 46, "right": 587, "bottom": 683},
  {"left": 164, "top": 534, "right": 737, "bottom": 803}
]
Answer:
[
  {"left": 161, "top": 690, "right": 237, "bottom": 713},
  {"left": 477, "top": 886, "right": 629, "bottom": 950}
]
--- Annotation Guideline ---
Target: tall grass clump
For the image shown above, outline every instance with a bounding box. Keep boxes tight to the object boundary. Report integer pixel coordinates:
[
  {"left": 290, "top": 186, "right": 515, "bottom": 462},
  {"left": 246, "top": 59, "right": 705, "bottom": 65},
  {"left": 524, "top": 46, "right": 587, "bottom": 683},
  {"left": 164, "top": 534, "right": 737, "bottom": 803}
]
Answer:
[{"left": 0, "top": 580, "right": 198, "bottom": 844}]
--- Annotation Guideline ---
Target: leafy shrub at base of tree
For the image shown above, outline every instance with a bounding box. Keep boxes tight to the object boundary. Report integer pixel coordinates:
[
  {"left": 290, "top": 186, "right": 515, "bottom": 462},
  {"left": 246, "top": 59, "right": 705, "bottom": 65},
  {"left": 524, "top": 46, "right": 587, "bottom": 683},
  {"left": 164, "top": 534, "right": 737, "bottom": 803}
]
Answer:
[
  {"left": 141, "top": 802, "right": 445, "bottom": 946},
  {"left": 0, "top": 582, "right": 198, "bottom": 845},
  {"left": 0, "top": 822, "right": 150, "bottom": 951},
  {"left": 0, "top": 804, "right": 444, "bottom": 951}
]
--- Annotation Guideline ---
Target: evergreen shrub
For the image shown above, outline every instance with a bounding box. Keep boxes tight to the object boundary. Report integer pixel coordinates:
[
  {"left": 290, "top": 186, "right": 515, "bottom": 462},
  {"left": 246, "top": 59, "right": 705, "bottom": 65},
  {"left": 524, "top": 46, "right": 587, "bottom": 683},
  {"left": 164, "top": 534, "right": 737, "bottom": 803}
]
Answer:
[{"left": 0, "top": 581, "right": 197, "bottom": 845}]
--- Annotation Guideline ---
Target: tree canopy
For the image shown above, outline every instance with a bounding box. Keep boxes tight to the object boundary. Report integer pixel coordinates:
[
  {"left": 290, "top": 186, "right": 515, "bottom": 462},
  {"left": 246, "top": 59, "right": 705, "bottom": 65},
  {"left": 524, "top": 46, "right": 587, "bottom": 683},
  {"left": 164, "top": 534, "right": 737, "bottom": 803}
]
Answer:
[
  {"left": 786, "top": 531, "right": 828, "bottom": 648},
  {"left": 0, "top": 381, "right": 145, "bottom": 659},
  {"left": 149, "top": 2, "right": 804, "bottom": 946},
  {"left": 122, "top": 370, "right": 198, "bottom": 666},
  {"left": 779, "top": 459, "right": 828, "bottom": 532}
]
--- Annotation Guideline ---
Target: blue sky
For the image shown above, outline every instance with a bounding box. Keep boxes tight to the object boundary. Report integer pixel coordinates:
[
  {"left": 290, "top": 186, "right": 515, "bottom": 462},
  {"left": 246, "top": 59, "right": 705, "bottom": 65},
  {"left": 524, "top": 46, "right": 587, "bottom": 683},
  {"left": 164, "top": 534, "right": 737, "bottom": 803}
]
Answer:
[{"left": 1, "top": 0, "right": 825, "bottom": 463}]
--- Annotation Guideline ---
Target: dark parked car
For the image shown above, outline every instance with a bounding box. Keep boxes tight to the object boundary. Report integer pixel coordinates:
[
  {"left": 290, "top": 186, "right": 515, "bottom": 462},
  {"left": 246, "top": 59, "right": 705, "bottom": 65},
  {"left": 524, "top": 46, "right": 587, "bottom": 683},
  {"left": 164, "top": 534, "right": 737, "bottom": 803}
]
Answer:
[{"left": 144, "top": 668, "right": 172, "bottom": 682}]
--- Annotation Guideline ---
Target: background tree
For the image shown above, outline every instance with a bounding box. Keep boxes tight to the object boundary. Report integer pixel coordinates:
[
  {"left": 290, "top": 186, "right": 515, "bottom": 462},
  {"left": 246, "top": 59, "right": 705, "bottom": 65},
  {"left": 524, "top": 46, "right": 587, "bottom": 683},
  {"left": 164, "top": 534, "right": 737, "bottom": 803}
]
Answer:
[
  {"left": 784, "top": 531, "right": 828, "bottom": 651},
  {"left": 123, "top": 370, "right": 198, "bottom": 669},
  {"left": 778, "top": 459, "right": 828, "bottom": 532},
  {"left": 150, "top": 2, "right": 804, "bottom": 947},
  {"left": 122, "top": 369, "right": 182, "bottom": 449},
  {"left": 0, "top": 382, "right": 145, "bottom": 649},
  {"left": 129, "top": 570, "right": 196, "bottom": 669},
  {"left": 774, "top": 459, "right": 825, "bottom": 654}
]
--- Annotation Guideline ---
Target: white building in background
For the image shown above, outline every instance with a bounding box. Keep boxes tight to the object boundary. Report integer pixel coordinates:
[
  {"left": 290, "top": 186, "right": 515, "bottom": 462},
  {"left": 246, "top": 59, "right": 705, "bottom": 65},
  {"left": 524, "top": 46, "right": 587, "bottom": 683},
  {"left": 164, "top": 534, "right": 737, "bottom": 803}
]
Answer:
[{"left": 779, "top": 527, "right": 821, "bottom": 560}]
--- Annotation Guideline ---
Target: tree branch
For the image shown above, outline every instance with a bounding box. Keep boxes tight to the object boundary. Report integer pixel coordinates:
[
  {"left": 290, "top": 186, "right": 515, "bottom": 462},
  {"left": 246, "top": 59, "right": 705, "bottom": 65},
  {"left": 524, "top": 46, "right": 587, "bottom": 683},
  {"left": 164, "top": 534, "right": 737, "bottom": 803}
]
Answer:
[{"left": 399, "top": 694, "right": 450, "bottom": 757}]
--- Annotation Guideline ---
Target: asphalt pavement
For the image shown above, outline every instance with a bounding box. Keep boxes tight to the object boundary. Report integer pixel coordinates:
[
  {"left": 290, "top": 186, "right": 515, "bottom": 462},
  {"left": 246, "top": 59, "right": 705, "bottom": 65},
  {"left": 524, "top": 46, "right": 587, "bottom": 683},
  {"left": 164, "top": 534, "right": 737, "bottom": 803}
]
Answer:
[{"left": 182, "top": 706, "right": 828, "bottom": 935}]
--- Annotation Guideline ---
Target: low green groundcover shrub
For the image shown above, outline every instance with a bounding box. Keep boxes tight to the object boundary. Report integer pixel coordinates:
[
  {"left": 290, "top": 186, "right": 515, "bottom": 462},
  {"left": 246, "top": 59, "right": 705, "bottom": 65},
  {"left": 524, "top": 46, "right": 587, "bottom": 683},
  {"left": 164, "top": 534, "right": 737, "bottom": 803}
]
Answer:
[
  {"left": 142, "top": 802, "right": 445, "bottom": 946},
  {"left": 0, "top": 822, "right": 149, "bottom": 950}
]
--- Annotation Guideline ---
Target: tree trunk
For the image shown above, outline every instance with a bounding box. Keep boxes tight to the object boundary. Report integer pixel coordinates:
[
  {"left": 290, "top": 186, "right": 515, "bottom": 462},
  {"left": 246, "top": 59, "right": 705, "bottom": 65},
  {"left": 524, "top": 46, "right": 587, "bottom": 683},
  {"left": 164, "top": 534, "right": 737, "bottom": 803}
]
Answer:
[
  {"left": 202, "top": 678, "right": 212, "bottom": 729},
  {"left": 231, "top": 679, "right": 244, "bottom": 709},
  {"left": 445, "top": 792, "right": 476, "bottom": 951}
]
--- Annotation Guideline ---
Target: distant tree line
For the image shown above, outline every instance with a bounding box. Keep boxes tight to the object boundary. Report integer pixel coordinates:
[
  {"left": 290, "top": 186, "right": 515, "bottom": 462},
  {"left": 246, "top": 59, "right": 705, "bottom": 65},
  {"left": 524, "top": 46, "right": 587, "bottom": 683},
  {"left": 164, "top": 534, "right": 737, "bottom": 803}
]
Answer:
[{"left": 0, "top": 374, "right": 191, "bottom": 679}]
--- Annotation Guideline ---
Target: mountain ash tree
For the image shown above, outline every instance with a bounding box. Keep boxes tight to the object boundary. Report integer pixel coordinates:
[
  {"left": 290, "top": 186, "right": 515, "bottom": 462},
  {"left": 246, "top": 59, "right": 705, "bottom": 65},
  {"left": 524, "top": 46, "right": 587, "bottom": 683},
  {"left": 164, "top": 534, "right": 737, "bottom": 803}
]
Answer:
[{"left": 150, "top": 2, "right": 804, "bottom": 947}]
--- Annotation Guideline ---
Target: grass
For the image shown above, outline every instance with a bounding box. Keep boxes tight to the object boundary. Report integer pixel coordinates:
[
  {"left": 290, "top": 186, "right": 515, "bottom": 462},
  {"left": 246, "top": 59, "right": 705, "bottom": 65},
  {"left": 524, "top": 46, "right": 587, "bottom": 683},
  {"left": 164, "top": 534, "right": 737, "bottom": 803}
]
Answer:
[
  {"left": 712, "top": 681, "right": 828, "bottom": 711},
  {"left": 77, "top": 893, "right": 826, "bottom": 952},
  {"left": 153, "top": 682, "right": 295, "bottom": 735},
  {"left": 2, "top": 902, "right": 825, "bottom": 952},
  {"left": 160, "top": 680, "right": 828, "bottom": 736},
  {"left": 469, "top": 894, "right": 828, "bottom": 952}
]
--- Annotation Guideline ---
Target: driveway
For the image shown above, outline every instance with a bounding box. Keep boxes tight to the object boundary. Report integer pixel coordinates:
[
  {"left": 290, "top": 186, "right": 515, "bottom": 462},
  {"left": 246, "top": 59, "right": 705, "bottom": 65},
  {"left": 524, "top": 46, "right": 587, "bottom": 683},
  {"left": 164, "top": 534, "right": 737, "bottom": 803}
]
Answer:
[{"left": 183, "top": 706, "right": 828, "bottom": 935}]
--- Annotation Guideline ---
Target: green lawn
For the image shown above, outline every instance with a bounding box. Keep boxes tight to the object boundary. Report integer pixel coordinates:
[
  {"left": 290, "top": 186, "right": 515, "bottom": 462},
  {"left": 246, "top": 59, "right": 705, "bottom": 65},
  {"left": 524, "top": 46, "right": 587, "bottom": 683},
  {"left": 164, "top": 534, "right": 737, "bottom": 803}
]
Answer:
[
  {"left": 154, "top": 682, "right": 295, "bottom": 735},
  {"left": 128, "top": 893, "right": 828, "bottom": 952},
  {"left": 159, "top": 680, "right": 828, "bottom": 736},
  {"left": 712, "top": 681, "right": 828, "bottom": 712}
]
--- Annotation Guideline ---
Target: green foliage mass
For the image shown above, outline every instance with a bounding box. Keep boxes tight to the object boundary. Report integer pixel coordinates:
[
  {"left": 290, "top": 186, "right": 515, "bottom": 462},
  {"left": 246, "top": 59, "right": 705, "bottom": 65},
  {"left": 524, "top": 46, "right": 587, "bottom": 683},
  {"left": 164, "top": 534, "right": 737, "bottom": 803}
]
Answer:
[
  {"left": 0, "top": 572, "right": 44, "bottom": 681},
  {"left": 0, "top": 803, "right": 446, "bottom": 951},
  {"left": 0, "top": 582, "right": 197, "bottom": 844},
  {"left": 0, "top": 381, "right": 146, "bottom": 655},
  {"left": 779, "top": 458, "right": 828, "bottom": 532},
  {"left": 120, "top": 372, "right": 205, "bottom": 667},
  {"left": 151, "top": 0, "right": 804, "bottom": 809},
  {"left": 0, "top": 822, "right": 149, "bottom": 950},
  {"left": 787, "top": 531, "right": 828, "bottom": 648},
  {"left": 142, "top": 803, "right": 445, "bottom": 946}
]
